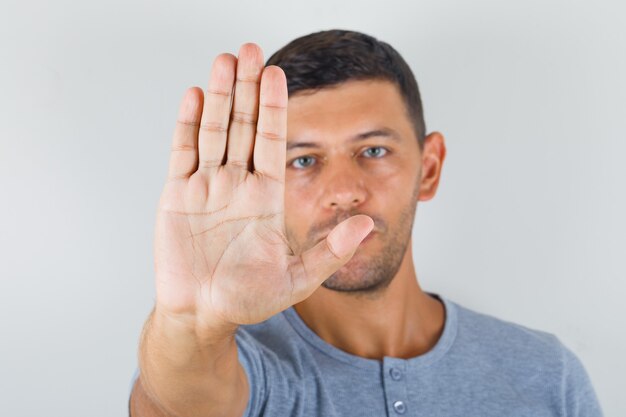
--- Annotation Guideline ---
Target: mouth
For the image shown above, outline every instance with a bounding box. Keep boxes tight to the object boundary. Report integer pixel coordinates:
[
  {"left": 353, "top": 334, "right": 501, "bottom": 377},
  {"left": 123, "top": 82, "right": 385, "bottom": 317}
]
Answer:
[
  {"left": 315, "top": 230, "right": 377, "bottom": 246},
  {"left": 362, "top": 231, "right": 376, "bottom": 243}
]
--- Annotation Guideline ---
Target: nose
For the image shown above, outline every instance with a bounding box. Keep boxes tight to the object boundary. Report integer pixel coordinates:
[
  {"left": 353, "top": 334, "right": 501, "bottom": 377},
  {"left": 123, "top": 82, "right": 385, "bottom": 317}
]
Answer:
[{"left": 321, "top": 161, "right": 368, "bottom": 212}]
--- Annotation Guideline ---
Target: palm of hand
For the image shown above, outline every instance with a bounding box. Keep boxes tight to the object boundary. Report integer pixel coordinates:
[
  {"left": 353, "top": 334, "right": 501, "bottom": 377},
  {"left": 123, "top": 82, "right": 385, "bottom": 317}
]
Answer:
[{"left": 156, "top": 165, "right": 295, "bottom": 326}]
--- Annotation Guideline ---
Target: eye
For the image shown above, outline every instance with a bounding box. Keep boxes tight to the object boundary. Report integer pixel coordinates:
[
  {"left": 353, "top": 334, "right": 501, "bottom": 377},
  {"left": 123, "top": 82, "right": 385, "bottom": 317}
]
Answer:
[
  {"left": 290, "top": 155, "right": 317, "bottom": 169},
  {"left": 362, "top": 146, "right": 388, "bottom": 158}
]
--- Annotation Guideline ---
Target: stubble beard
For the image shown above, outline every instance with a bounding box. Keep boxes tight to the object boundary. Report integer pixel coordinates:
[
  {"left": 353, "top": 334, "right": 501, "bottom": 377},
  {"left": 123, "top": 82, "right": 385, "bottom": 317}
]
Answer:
[
  {"left": 320, "top": 196, "right": 417, "bottom": 297},
  {"left": 287, "top": 179, "right": 421, "bottom": 298}
]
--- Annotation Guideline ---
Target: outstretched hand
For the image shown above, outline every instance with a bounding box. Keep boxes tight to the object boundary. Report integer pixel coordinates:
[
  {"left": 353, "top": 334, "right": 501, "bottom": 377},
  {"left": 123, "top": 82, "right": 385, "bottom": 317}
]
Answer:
[{"left": 153, "top": 43, "right": 374, "bottom": 335}]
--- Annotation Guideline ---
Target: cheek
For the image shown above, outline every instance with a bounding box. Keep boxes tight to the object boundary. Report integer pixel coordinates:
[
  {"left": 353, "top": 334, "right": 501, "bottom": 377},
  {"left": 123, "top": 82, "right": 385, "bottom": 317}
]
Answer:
[
  {"left": 365, "top": 163, "right": 414, "bottom": 195},
  {"left": 368, "top": 170, "right": 420, "bottom": 226},
  {"left": 285, "top": 171, "right": 319, "bottom": 207},
  {"left": 284, "top": 181, "right": 316, "bottom": 244},
  {"left": 365, "top": 156, "right": 411, "bottom": 178}
]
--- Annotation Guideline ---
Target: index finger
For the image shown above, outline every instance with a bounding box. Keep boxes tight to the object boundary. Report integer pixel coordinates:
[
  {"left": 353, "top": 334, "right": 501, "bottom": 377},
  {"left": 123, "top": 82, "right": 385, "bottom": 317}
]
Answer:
[{"left": 252, "top": 65, "right": 288, "bottom": 184}]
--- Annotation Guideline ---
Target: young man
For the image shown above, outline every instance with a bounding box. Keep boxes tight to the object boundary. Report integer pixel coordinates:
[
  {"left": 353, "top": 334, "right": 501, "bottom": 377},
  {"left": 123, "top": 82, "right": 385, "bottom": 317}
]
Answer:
[{"left": 129, "top": 30, "right": 603, "bottom": 416}]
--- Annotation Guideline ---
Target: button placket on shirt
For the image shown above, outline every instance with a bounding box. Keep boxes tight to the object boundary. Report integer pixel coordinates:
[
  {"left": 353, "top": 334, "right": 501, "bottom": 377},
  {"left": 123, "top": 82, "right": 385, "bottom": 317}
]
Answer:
[
  {"left": 390, "top": 367, "right": 403, "bottom": 381},
  {"left": 393, "top": 400, "right": 407, "bottom": 414},
  {"left": 383, "top": 359, "right": 409, "bottom": 415}
]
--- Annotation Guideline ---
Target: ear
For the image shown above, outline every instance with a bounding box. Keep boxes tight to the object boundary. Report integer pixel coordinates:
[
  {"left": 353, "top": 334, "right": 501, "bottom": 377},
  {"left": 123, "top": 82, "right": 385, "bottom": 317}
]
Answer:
[{"left": 418, "top": 132, "right": 446, "bottom": 202}]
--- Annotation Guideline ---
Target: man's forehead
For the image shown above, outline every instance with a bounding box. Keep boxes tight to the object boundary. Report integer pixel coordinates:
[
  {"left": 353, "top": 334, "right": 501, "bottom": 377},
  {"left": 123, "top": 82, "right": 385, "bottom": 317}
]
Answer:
[
  {"left": 286, "top": 78, "right": 401, "bottom": 106},
  {"left": 285, "top": 79, "right": 412, "bottom": 147}
]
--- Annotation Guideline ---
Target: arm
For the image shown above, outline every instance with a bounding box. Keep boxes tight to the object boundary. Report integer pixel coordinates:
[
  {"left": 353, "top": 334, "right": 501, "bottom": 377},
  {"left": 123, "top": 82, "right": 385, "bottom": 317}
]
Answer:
[{"left": 130, "top": 309, "right": 247, "bottom": 417}]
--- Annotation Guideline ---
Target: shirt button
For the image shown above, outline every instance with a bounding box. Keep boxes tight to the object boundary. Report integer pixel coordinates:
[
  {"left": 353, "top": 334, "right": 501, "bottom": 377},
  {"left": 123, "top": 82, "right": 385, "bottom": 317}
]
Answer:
[
  {"left": 389, "top": 367, "right": 403, "bottom": 381},
  {"left": 393, "top": 400, "right": 407, "bottom": 414}
]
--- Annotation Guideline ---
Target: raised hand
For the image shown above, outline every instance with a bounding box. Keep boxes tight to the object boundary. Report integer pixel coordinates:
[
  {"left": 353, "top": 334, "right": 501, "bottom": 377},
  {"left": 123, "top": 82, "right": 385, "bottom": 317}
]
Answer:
[{"left": 153, "top": 43, "right": 374, "bottom": 335}]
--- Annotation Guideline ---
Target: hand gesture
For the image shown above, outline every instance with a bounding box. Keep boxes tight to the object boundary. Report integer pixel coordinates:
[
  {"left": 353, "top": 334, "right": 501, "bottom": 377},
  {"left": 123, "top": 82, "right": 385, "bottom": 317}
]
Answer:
[{"left": 154, "top": 44, "right": 374, "bottom": 334}]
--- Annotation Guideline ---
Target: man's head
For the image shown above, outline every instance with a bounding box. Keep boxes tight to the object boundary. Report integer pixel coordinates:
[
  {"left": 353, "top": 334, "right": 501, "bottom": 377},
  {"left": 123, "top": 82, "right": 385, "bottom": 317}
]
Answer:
[
  {"left": 268, "top": 30, "right": 445, "bottom": 296},
  {"left": 267, "top": 29, "right": 427, "bottom": 150}
]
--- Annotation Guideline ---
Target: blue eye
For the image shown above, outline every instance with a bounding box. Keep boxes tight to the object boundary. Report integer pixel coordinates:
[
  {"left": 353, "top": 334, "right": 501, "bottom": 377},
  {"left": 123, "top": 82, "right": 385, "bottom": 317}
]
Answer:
[
  {"left": 292, "top": 156, "right": 316, "bottom": 169},
  {"left": 363, "top": 147, "right": 388, "bottom": 158}
]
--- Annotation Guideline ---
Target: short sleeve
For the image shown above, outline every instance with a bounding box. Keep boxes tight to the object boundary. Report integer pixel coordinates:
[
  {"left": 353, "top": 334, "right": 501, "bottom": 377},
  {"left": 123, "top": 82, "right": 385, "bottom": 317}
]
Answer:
[
  {"left": 560, "top": 343, "right": 604, "bottom": 417},
  {"left": 235, "top": 329, "right": 269, "bottom": 417}
]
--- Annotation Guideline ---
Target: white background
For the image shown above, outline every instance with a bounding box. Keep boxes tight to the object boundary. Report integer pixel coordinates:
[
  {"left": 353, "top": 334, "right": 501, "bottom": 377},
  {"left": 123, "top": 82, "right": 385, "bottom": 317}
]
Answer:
[{"left": 1, "top": 0, "right": 623, "bottom": 415}]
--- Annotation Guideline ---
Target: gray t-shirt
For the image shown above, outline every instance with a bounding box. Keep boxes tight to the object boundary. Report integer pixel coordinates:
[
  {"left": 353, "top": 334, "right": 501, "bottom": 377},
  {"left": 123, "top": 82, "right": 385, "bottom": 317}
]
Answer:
[{"left": 234, "top": 293, "right": 603, "bottom": 417}]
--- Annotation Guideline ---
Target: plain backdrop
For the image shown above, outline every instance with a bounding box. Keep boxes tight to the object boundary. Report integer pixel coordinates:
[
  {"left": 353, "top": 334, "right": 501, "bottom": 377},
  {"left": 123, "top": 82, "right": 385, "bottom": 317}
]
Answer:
[{"left": 0, "top": 0, "right": 623, "bottom": 415}]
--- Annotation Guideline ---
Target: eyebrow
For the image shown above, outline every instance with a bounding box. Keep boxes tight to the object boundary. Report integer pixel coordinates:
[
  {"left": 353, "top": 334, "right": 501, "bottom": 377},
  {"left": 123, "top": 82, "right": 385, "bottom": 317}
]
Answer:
[{"left": 286, "top": 127, "right": 402, "bottom": 151}]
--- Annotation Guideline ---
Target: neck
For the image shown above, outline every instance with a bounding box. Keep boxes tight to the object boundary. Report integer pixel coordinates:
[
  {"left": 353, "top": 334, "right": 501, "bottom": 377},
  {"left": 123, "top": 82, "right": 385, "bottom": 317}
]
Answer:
[{"left": 293, "top": 240, "right": 445, "bottom": 360}]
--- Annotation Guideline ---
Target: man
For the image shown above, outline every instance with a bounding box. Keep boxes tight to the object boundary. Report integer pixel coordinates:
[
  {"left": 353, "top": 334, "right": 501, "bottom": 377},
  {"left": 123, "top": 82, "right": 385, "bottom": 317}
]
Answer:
[{"left": 129, "top": 30, "right": 603, "bottom": 416}]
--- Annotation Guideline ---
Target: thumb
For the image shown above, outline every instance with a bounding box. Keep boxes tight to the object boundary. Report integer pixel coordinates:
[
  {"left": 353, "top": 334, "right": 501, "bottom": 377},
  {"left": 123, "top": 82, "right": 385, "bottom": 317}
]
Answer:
[{"left": 289, "top": 214, "right": 374, "bottom": 302}]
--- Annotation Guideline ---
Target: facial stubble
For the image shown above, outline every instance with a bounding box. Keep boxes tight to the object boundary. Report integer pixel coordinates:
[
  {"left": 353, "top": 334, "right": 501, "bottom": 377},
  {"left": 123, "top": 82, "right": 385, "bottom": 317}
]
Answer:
[{"left": 288, "top": 179, "right": 420, "bottom": 297}]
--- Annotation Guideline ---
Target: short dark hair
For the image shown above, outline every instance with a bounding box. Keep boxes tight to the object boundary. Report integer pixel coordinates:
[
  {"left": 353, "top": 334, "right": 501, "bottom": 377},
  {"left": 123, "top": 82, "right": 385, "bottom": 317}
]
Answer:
[{"left": 266, "top": 29, "right": 426, "bottom": 148}]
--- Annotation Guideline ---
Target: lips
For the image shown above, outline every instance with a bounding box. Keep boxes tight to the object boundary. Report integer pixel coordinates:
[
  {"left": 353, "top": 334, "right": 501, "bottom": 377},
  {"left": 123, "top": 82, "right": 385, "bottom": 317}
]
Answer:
[
  {"left": 314, "top": 229, "right": 377, "bottom": 246},
  {"left": 362, "top": 231, "right": 376, "bottom": 242}
]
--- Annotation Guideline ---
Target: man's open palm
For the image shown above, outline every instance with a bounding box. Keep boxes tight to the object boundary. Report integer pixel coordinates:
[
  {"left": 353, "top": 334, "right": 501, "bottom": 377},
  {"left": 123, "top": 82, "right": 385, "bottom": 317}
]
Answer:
[{"left": 154, "top": 44, "right": 374, "bottom": 333}]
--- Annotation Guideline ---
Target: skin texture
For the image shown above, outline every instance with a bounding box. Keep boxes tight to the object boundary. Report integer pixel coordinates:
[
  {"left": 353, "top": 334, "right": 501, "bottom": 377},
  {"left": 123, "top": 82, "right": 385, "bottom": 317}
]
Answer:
[{"left": 131, "top": 42, "right": 447, "bottom": 417}]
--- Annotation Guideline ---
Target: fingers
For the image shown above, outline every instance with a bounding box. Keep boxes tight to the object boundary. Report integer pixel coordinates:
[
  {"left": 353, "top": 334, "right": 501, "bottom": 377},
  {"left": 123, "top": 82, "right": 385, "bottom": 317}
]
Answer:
[
  {"left": 226, "top": 43, "right": 265, "bottom": 172},
  {"left": 289, "top": 215, "right": 375, "bottom": 301},
  {"left": 167, "top": 87, "right": 203, "bottom": 181},
  {"left": 253, "top": 66, "right": 288, "bottom": 184},
  {"left": 197, "top": 53, "right": 237, "bottom": 174},
  {"left": 171, "top": 44, "right": 278, "bottom": 185}
]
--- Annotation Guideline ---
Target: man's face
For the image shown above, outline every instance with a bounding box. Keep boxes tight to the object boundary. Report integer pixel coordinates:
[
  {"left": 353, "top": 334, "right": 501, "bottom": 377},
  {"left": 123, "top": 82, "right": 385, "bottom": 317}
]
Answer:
[{"left": 284, "top": 79, "right": 423, "bottom": 294}]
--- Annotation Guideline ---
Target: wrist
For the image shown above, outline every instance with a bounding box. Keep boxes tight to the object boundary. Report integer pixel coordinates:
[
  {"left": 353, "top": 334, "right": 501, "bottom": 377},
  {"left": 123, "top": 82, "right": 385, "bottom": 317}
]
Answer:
[{"left": 151, "top": 304, "right": 239, "bottom": 348}]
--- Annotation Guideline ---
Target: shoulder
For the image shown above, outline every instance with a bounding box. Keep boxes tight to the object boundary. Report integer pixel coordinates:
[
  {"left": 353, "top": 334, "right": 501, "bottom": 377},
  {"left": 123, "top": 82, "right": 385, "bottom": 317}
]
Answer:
[
  {"left": 452, "top": 299, "right": 563, "bottom": 359},
  {"left": 234, "top": 310, "right": 317, "bottom": 417},
  {"left": 235, "top": 309, "right": 301, "bottom": 356},
  {"left": 444, "top": 297, "right": 572, "bottom": 387},
  {"left": 234, "top": 309, "right": 313, "bottom": 378},
  {"left": 448, "top": 298, "right": 603, "bottom": 415}
]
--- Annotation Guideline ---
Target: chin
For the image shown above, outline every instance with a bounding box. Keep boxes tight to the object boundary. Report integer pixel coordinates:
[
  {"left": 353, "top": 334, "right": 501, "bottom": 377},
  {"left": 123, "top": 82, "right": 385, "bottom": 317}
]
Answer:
[{"left": 323, "top": 259, "right": 385, "bottom": 293}]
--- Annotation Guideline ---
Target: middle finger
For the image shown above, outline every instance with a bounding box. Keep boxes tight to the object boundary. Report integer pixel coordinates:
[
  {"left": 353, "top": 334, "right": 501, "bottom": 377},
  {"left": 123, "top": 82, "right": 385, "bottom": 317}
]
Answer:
[{"left": 226, "top": 43, "right": 265, "bottom": 172}]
